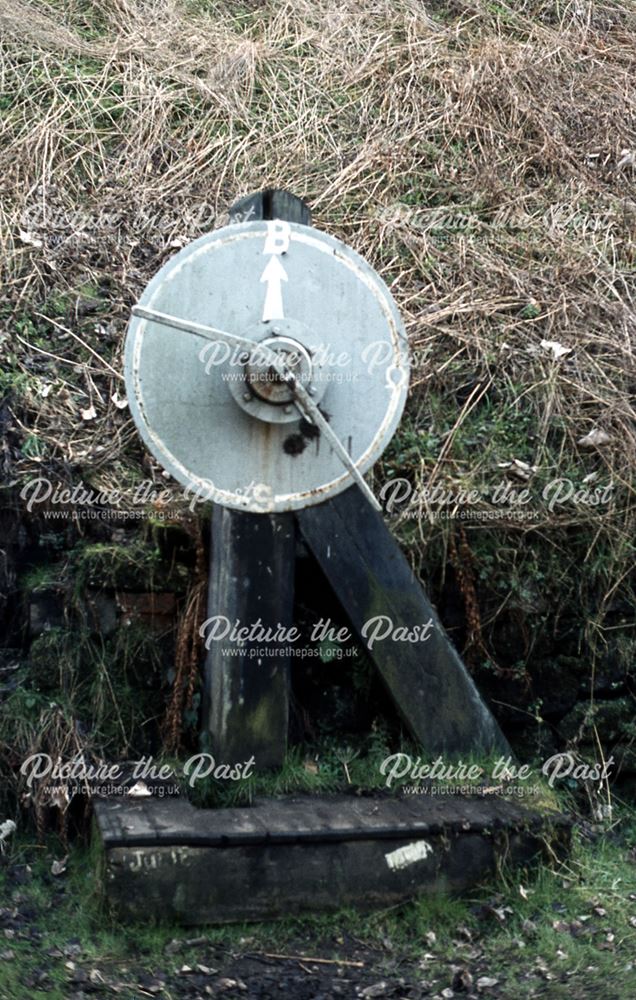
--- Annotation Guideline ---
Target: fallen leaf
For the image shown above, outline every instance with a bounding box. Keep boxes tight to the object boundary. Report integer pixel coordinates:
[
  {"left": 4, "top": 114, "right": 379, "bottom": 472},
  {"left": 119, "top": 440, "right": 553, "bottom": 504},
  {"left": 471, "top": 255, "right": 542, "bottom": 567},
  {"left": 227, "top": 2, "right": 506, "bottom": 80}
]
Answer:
[
  {"left": 19, "top": 231, "right": 43, "bottom": 248},
  {"left": 578, "top": 428, "right": 611, "bottom": 448},
  {"left": 476, "top": 978, "right": 499, "bottom": 991},
  {"left": 51, "top": 857, "right": 67, "bottom": 877},
  {"left": 111, "top": 392, "right": 128, "bottom": 410},
  {"left": 497, "top": 459, "right": 538, "bottom": 481},
  {"left": 81, "top": 405, "right": 97, "bottom": 421},
  {"left": 540, "top": 339, "right": 572, "bottom": 360},
  {"left": 360, "top": 984, "right": 388, "bottom": 998}
]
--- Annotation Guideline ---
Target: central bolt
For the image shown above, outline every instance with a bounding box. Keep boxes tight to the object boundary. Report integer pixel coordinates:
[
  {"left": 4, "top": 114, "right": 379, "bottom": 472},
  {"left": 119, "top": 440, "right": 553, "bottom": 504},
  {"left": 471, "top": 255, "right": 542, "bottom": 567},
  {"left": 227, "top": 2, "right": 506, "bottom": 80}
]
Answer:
[{"left": 245, "top": 336, "right": 313, "bottom": 406}]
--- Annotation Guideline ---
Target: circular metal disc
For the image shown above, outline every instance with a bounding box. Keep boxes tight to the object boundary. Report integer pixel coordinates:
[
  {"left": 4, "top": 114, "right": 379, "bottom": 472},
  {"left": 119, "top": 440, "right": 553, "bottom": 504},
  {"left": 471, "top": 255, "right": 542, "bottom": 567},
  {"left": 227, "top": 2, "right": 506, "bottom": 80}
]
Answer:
[{"left": 125, "top": 221, "right": 409, "bottom": 513}]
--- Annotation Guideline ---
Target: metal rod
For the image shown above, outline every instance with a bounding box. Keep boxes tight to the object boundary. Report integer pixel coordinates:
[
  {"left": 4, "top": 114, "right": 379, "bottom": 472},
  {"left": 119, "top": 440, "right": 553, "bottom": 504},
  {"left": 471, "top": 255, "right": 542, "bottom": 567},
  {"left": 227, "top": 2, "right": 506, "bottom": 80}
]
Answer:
[
  {"left": 286, "top": 378, "right": 381, "bottom": 511},
  {"left": 131, "top": 306, "right": 256, "bottom": 352}
]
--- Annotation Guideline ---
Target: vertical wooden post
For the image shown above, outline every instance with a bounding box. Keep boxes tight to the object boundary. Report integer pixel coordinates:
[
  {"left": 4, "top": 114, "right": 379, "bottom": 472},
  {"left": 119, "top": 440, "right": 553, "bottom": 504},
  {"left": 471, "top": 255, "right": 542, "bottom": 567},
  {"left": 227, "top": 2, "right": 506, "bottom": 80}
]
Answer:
[
  {"left": 201, "top": 191, "right": 311, "bottom": 769},
  {"left": 203, "top": 510, "right": 295, "bottom": 768}
]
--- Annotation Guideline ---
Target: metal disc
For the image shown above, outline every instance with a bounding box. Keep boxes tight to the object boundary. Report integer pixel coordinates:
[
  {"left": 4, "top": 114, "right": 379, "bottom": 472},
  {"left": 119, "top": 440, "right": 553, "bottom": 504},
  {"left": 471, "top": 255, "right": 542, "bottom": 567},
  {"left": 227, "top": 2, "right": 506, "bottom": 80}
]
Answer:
[{"left": 125, "top": 220, "right": 409, "bottom": 513}]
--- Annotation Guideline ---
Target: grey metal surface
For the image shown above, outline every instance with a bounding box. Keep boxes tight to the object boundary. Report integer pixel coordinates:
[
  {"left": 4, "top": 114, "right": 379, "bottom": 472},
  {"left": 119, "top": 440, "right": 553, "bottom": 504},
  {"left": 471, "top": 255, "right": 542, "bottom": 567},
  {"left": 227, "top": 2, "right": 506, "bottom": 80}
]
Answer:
[{"left": 125, "top": 220, "right": 409, "bottom": 513}]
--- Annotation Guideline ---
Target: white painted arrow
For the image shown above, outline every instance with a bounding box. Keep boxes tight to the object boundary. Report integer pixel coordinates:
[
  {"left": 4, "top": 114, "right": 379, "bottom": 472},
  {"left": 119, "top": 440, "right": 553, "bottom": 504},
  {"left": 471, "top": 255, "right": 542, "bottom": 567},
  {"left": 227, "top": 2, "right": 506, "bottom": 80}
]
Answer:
[{"left": 260, "top": 255, "right": 288, "bottom": 321}]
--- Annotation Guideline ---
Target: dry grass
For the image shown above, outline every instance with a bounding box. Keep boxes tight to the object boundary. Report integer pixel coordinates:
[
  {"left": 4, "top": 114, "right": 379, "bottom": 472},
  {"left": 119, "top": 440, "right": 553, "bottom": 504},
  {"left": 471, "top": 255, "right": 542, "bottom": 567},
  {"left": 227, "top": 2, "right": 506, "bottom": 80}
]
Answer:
[{"left": 0, "top": 0, "right": 635, "bottom": 687}]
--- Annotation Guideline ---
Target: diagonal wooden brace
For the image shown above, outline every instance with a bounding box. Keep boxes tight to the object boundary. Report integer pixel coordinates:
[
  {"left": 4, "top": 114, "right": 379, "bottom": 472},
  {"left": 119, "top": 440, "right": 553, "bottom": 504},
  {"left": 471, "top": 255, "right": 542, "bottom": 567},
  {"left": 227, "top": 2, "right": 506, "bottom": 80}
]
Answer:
[{"left": 296, "top": 485, "right": 508, "bottom": 755}]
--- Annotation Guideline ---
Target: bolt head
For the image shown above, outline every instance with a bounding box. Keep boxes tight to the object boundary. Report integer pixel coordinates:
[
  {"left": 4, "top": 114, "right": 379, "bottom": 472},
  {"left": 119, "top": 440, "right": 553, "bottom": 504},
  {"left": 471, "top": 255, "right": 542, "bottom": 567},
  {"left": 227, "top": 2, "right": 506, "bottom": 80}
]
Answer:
[{"left": 243, "top": 392, "right": 252, "bottom": 402}]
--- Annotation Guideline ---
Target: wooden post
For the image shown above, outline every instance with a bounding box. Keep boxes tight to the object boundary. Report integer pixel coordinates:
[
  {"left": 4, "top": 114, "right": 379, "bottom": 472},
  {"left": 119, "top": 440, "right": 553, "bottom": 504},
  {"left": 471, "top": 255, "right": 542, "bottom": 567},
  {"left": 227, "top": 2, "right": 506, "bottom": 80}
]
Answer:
[
  {"left": 201, "top": 190, "right": 311, "bottom": 769},
  {"left": 296, "top": 485, "right": 509, "bottom": 755}
]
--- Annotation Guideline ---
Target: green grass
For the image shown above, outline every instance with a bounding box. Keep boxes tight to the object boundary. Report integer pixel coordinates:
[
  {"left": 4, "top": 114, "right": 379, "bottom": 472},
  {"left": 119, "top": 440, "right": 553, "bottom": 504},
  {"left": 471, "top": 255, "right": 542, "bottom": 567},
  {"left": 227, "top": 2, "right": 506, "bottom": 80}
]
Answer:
[{"left": 186, "top": 739, "right": 565, "bottom": 810}]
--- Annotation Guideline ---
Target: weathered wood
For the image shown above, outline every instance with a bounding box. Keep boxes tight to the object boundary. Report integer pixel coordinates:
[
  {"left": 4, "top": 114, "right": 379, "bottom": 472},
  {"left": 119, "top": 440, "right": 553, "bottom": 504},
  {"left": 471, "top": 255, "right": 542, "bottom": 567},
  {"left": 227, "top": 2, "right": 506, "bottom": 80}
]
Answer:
[
  {"left": 95, "top": 794, "right": 570, "bottom": 924},
  {"left": 202, "top": 510, "right": 295, "bottom": 768},
  {"left": 228, "top": 189, "right": 311, "bottom": 227},
  {"left": 201, "top": 190, "right": 310, "bottom": 767},
  {"left": 96, "top": 792, "right": 561, "bottom": 847},
  {"left": 296, "top": 486, "right": 509, "bottom": 756}
]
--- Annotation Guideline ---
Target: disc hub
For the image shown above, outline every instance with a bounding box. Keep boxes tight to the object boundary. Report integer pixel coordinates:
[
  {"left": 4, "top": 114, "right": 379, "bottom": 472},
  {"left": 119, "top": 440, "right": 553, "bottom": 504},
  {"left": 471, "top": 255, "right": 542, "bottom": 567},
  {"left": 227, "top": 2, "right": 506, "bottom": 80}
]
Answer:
[
  {"left": 227, "top": 318, "right": 328, "bottom": 425},
  {"left": 245, "top": 336, "right": 313, "bottom": 405}
]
